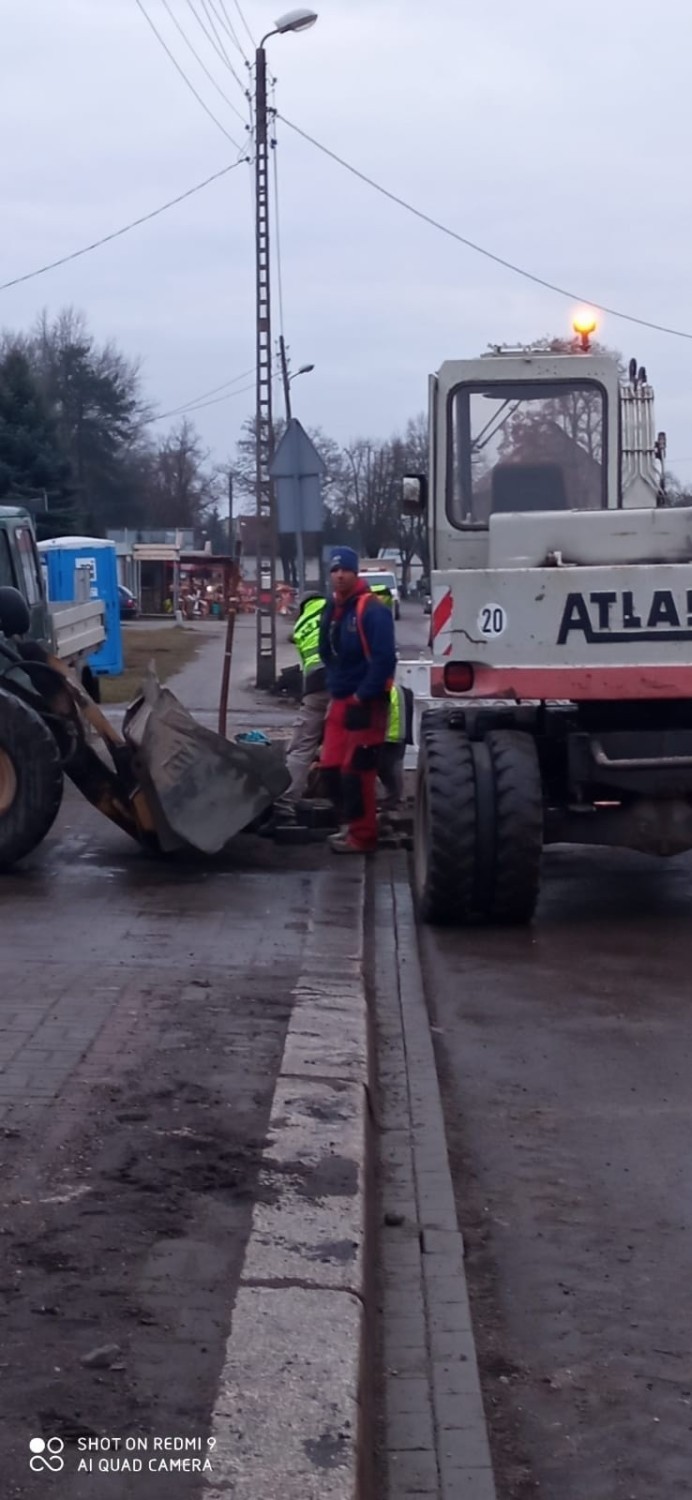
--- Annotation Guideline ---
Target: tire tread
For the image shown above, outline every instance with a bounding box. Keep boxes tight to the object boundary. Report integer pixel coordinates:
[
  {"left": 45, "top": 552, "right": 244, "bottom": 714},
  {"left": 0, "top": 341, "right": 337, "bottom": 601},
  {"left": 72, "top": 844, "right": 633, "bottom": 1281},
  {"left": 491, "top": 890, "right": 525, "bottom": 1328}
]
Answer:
[
  {"left": 0, "top": 691, "right": 64, "bottom": 869},
  {"left": 416, "top": 719, "right": 476, "bottom": 925},
  {"left": 486, "top": 729, "right": 543, "bottom": 924}
]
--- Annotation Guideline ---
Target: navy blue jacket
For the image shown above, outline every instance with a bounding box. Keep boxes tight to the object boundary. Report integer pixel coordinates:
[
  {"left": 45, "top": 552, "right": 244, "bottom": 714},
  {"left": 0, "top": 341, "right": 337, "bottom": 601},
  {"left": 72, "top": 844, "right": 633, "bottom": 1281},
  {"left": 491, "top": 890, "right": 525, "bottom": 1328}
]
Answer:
[{"left": 319, "top": 585, "right": 396, "bottom": 700}]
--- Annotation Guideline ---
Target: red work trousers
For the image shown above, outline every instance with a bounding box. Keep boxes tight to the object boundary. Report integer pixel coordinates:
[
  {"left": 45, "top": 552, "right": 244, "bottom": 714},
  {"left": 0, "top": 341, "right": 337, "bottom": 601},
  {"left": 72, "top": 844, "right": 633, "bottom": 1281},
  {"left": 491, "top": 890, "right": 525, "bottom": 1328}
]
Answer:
[{"left": 320, "top": 695, "right": 389, "bottom": 849}]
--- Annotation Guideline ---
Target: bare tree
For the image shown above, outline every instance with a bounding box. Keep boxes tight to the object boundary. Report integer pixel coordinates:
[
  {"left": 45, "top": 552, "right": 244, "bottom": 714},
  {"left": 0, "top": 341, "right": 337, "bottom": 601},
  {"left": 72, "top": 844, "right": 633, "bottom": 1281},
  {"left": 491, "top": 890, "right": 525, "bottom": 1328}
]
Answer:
[{"left": 144, "top": 419, "right": 221, "bottom": 530}]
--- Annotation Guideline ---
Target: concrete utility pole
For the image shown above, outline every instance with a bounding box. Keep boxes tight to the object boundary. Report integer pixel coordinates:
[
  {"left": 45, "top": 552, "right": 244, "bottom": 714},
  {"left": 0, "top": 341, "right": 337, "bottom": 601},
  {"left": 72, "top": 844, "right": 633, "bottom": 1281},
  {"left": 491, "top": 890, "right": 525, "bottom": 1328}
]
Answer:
[
  {"left": 279, "top": 334, "right": 292, "bottom": 424},
  {"left": 254, "top": 8, "right": 318, "bottom": 689},
  {"left": 254, "top": 39, "right": 275, "bottom": 688},
  {"left": 279, "top": 335, "right": 315, "bottom": 425}
]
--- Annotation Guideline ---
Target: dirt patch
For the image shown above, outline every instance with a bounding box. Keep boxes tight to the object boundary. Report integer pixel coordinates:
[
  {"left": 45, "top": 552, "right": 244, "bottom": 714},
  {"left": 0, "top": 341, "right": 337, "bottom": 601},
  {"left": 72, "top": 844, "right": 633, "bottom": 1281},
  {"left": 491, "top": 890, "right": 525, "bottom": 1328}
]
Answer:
[
  {"left": 100, "top": 626, "right": 203, "bottom": 704},
  {"left": 0, "top": 1067, "right": 269, "bottom": 1496},
  {"left": 0, "top": 966, "right": 298, "bottom": 1498}
]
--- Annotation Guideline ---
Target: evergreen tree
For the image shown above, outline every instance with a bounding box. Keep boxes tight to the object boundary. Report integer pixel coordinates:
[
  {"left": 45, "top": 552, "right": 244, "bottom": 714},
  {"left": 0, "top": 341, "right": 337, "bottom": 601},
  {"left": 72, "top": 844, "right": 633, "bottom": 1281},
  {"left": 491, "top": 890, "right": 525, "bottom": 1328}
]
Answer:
[{"left": 0, "top": 347, "right": 72, "bottom": 507}]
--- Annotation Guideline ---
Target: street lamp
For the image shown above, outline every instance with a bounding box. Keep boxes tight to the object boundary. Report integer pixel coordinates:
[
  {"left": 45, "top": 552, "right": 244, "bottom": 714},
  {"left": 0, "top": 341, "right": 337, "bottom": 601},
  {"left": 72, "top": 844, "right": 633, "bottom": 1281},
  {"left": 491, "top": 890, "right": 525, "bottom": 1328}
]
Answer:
[
  {"left": 272, "top": 9, "right": 318, "bottom": 35},
  {"left": 254, "top": 10, "right": 318, "bottom": 688}
]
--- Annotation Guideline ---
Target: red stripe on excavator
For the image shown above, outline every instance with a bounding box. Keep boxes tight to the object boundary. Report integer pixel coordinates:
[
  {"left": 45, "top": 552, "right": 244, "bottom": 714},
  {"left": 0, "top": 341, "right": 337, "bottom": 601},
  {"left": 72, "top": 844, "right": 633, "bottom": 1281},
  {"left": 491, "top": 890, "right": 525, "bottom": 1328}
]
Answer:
[
  {"left": 430, "top": 664, "right": 692, "bottom": 700},
  {"left": 431, "top": 588, "right": 453, "bottom": 640}
]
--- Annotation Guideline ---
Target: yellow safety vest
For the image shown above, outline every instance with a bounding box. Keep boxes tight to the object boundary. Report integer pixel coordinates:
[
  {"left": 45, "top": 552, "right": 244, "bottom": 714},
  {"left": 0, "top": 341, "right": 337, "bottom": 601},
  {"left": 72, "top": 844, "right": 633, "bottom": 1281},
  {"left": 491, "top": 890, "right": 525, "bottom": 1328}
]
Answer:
[
  {"left": 293, "top": 598, "right": 326, "bottom": 676},
  {"left": 370, "top": 584, "right": 394, "bottom": 612},
  {"left": 386, "top": 683, "right": 404, "bottom": 743}
]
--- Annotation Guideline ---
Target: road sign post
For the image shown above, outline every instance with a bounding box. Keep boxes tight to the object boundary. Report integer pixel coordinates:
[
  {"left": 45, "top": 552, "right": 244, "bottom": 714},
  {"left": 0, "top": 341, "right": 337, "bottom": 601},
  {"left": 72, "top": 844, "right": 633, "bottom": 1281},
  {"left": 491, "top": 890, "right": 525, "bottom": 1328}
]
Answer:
[{"left": 270, "top": 420, "right": 326, "bottom": 596}]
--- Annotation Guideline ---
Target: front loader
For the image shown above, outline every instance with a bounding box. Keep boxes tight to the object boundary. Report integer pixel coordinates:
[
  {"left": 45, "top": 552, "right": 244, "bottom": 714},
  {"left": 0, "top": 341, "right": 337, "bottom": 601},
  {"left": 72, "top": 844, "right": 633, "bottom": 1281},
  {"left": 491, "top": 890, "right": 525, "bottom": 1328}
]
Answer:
[
  {"left": 405, "top": 325, "right": 692, "bottom": 926},
  {"left": 0, "top": 587, "right": 289, "bottom": 870}
]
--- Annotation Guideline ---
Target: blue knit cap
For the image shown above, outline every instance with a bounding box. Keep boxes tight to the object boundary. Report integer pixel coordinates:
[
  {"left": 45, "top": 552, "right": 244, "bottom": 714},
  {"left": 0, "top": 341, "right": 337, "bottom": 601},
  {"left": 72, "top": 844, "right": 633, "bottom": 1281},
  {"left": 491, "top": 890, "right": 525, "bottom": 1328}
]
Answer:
[{"left": 329, "top": 545, "right": 359, "bottom": 574}]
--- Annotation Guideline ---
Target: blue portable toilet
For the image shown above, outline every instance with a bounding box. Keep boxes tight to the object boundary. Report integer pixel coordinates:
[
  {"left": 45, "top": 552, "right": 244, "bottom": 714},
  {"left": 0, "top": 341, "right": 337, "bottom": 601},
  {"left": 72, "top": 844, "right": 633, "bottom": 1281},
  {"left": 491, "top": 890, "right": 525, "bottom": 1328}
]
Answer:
[{"left": 38, "top": 536, "right": 123, "bottom": 676}]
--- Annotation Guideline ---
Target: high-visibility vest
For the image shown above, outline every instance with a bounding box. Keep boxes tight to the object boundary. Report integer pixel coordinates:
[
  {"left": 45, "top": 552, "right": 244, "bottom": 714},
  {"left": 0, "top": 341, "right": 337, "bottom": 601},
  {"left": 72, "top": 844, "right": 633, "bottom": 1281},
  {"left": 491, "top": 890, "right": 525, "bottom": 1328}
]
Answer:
[
  {"left": 293, "top": 598, "right": 326, "bottom": 676},
  {"left": 369, "top": 583, "right": 394, "bottom": 612},
  {"left": 386, "top": 683, "right": 404, "bottom": 743}
]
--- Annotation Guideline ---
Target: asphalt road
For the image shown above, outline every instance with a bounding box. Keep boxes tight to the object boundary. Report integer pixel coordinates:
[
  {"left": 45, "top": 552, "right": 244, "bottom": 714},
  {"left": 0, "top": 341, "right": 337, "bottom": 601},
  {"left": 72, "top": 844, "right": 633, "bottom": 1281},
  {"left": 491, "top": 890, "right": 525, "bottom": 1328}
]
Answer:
[
  {"left": 395, "top": 599, "right": 430, "bottom": 661},
  {"left": 419, "top": 820, "right": 692, "bottom": 1498}
]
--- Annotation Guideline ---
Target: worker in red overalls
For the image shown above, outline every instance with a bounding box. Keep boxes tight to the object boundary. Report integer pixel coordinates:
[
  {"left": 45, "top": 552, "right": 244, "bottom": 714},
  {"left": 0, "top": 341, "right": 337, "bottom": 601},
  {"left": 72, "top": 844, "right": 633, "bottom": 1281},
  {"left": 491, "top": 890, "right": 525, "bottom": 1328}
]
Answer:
[{"left": 318, "top": 547, "right": 397, "bottom": 854}]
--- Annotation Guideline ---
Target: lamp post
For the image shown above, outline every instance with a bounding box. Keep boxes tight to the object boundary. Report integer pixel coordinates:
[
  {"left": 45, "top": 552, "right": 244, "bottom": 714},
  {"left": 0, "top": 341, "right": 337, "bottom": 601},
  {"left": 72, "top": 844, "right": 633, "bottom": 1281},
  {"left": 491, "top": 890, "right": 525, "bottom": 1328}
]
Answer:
[{"left": 255, "top": 8, "right": 318, "bottom": 688}]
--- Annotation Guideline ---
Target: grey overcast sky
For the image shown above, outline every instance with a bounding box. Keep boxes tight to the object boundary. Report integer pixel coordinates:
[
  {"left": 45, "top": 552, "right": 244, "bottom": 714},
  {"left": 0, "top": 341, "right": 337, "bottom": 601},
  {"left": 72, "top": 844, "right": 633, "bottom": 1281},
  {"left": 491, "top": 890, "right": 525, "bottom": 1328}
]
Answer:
[{"left": 3, "top": 0, "right": 692, "bottom": 481}]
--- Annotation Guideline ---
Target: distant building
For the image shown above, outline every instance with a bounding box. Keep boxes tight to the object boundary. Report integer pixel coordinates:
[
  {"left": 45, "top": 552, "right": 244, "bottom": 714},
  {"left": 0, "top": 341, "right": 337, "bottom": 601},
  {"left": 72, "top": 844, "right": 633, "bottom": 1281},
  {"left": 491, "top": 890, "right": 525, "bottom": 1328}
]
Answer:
[{"left": 234, "top": 514, "right": 323, "bottom": 589}]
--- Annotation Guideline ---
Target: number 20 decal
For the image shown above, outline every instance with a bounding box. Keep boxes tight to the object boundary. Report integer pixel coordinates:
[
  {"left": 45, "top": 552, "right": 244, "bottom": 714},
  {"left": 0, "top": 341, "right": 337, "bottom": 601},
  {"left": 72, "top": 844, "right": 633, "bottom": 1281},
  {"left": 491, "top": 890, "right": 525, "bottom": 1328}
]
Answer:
[{"left": 477, "top": 603, "right": 507, "bottom": 637}]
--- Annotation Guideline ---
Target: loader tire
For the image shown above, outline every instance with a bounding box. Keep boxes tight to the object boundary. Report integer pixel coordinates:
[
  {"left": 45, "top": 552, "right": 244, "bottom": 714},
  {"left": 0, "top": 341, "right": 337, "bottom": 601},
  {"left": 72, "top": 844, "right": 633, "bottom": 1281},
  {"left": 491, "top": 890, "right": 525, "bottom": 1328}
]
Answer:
[
  {"left": 0, "top": 693, "right": 64, "bottom": 870},
  {"left": 485, "top": 729, "right": 543, "bottom": 925},
  {"left": 414, "top": 719, "right": 476, "bottom": 925}
]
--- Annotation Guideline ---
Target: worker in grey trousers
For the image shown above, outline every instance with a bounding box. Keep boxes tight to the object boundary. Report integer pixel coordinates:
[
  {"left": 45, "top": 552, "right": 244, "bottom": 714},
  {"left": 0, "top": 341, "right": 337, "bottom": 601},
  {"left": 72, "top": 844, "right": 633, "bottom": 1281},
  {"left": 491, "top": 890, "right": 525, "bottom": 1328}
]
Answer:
[{"left": 274, "top": 593, "right": 329, "bottom": 823}]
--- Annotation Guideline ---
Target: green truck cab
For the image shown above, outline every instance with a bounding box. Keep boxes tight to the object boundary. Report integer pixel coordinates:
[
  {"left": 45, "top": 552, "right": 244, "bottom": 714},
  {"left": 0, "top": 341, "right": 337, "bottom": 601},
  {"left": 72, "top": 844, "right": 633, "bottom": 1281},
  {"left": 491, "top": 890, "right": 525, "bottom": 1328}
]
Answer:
[
  {"left": 0, "top": 506, "right": 105, "bottom": 674},
  {"left": 0, "top": 509, "right": 106, "bottom": 868},
  {"left": 0, "top": 506, "right": 54, "bottom": 645}
]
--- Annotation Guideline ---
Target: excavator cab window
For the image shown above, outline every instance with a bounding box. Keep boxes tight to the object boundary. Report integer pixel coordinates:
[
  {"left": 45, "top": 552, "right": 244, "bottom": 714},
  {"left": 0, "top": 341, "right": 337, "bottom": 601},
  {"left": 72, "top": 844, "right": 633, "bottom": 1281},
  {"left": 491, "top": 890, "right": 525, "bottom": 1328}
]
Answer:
[
  {"left": 490, "top": 463, "right": 567, "bottom": 513},
  {"left": 448, "top": 379, "right": 607, "bottom": 526}
]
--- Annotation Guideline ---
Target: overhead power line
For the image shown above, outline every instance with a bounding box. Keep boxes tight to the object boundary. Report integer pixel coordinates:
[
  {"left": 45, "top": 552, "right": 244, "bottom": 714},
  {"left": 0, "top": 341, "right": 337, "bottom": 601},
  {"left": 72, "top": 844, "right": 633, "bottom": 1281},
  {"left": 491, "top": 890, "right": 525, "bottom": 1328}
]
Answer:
[
  {"left": 134, "top": 0, "right": 244, "bottom": 149},
  {"left": 207, "top": 0, "right": 249, "bottom": 62},
  {"left": 229, "top": 0, "right": 255, "bottom": 49},
  {"left": 155, "top": 376, "right": 257, "bottom": 420},
  {"left": 198, "top": 0, "right": 247, "bottom": 86},
  {"left": 159, "top": 0, "right": 248, "bottom": 124},
  {"left": 185, "top": 0, "right": 248, "bottom": 94},
  {"left": 279, "top": 114, "right": 692, "bottom": 345},
  {"left": 12, "top": 108, "right": 692, "bottom": 355},
  {"left": 156, "top": 365, "right": 284, "bottom": 422},
  {"left": 0, "top": 159, "right": 246, "bottom": 293},
  {"left": 155, "top": 364, "right": 256, "bottom": 419}
]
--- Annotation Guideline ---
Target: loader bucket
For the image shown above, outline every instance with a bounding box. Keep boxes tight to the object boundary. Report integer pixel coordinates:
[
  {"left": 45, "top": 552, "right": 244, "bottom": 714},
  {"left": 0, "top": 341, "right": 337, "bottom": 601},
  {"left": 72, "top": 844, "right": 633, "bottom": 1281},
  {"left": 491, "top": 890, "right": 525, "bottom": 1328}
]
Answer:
[{"left": 122, "top": 678, "right": 290, "bottom": 855}]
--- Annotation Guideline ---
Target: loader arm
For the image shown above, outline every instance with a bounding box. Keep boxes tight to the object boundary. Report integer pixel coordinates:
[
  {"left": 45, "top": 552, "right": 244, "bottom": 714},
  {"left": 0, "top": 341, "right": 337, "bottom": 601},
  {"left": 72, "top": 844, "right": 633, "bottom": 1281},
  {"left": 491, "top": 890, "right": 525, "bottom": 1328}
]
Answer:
[{"left": 2, "top": 639, "right": 290, "bottom": 859}]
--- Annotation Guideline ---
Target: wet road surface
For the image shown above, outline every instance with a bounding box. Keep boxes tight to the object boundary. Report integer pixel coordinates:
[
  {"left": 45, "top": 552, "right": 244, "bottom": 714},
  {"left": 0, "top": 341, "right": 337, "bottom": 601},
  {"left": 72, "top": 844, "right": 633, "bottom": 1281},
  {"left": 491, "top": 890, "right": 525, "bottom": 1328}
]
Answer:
[
  {"left": 0, "top": 786, "right": 323, "bottom": 1498},
  {"left": 419, "top": 844, "right": 692, "bottom": 1500}
]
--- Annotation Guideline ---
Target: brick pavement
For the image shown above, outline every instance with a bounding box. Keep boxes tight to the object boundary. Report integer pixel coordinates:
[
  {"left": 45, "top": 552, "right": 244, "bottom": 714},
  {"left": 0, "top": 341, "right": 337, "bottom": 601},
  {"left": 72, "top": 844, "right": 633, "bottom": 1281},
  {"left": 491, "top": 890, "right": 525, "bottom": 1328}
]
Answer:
[
  {"left": 0, "top": 787, "right": 332, "bottom": 1498},
  {"left": 0, "top": 810, "right": 318, "bottom": 1126},
  {"left": 0, "top": 620, "right": 302, "bottom": 1125}
]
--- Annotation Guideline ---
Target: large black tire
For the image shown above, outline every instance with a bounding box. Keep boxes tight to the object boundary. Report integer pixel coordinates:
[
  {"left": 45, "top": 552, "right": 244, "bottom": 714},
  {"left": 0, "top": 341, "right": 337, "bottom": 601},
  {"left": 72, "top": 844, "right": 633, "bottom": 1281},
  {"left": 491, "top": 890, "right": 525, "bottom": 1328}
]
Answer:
[
  {"left": 0, "top": 692, "right": 64, "bottom": 870},
  {"left": 485, "top": 729, "right": 543, "bottom": 924},
  {"left": 414, "top": 720, "right": 476, "bottom": 924}
]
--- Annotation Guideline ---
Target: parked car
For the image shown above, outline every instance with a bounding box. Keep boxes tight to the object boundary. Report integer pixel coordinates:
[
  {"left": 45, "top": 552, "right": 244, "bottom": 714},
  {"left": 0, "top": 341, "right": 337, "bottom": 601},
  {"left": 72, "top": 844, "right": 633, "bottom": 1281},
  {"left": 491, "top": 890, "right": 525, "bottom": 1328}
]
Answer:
[
  {"left": 118, "top": 584, "right": 139, "bottom": 620},
  {"left": 360, "top": 568, "right": 401, "bottom": 620},
  {"left": 418, "top": 574, "right": 432, "bottom": 615}
]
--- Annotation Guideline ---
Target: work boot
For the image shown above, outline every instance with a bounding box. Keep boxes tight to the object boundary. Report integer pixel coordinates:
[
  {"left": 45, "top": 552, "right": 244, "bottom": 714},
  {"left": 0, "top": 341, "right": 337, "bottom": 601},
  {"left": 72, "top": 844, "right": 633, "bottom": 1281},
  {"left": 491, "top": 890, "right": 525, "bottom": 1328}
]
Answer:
[
  {"left": 258, "top": 802, "right": 297, "bottom": 838},
  {"left": 274, "top": 803, "right": 297, "bottom": 825},
  {"left": 379, "top": 796, "right": 403, "bottom": 815},
  {"left": 378, "top": 799, "right": 402, "bottom": 831},
  {"left": 328, "top": 831, "right": 376, "bottom": 855}
]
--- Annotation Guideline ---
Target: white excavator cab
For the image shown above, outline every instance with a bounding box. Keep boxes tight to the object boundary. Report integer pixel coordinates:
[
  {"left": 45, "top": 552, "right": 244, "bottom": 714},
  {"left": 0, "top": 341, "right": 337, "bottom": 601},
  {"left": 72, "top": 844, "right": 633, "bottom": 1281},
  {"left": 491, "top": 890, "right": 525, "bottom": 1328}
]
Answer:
[
  {"left": 406, "top": 339, "right": 666, "bottom": 578},
  {"left": 405, "top": 327, "right": 692, "bottom": 927}
]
